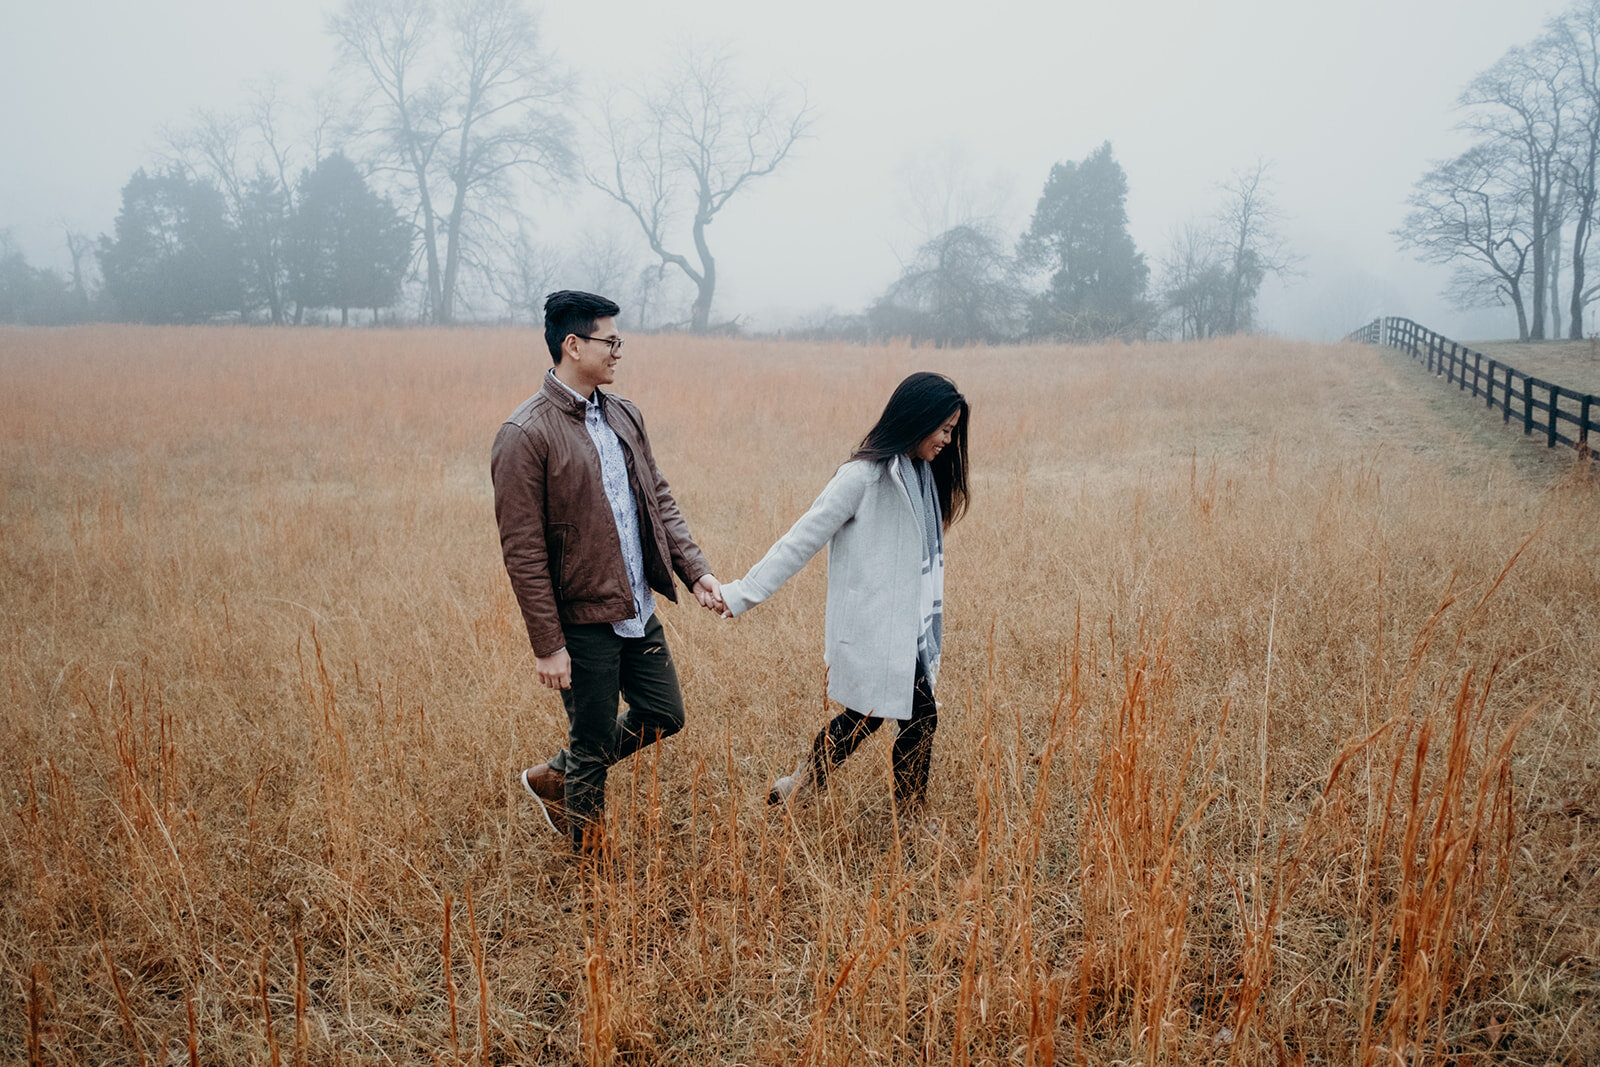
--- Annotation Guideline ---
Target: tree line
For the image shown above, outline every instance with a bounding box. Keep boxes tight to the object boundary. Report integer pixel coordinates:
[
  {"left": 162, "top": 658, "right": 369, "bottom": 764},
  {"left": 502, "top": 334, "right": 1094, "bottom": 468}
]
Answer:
[
  {"left": 1398, "top": 0, "right": 1600, "bottom": 341},
  {"left": 93, "top": 156, "right": 412, "bottom": 326},
  {"left": 2, "top": 0, "right": 813, "bottom": 331},
  {"left": 3, "top": 0, "right": 1288, "bottom": 340},
  {"left": 855, "top": 147, "right": 1294, "bottom": 346}
]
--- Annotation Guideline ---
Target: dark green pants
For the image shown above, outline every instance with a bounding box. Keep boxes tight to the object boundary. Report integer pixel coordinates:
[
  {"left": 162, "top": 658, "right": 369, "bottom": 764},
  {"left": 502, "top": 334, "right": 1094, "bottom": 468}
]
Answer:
[{"left": 546, "top": 613, "right": 685, "bottom": 848}]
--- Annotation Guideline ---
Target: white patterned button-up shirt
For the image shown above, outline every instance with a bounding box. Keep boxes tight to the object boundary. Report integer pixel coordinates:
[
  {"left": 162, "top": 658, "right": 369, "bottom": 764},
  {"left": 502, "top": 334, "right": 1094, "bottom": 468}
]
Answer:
[{"left": 550, "top": 371, "right": 655, "bottom": 637}]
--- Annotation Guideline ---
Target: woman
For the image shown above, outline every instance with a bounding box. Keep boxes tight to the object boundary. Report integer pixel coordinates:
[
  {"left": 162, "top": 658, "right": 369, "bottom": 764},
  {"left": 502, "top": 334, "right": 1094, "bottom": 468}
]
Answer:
[{"left": 718, "top": 371, "right": 970, "bottom": 811}]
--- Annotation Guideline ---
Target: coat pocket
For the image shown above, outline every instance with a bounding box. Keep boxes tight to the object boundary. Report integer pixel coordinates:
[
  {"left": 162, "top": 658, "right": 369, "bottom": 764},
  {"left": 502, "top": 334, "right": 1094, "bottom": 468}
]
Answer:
[{"left": 548, "top": 523, "right": 576, "bottom": 597}]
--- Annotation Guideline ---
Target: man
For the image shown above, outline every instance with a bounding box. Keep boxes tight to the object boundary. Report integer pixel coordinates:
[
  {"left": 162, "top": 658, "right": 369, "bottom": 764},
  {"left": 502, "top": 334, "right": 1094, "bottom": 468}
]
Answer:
[{"left": 491, "top": 290, "right": 723, "bottom": 852}]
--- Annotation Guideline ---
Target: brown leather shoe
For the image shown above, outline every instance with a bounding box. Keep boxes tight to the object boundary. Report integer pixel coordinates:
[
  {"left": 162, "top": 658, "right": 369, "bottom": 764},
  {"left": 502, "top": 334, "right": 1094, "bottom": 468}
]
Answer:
[{"left": 520, "top": 764, "right": 567, "bottom": 838}]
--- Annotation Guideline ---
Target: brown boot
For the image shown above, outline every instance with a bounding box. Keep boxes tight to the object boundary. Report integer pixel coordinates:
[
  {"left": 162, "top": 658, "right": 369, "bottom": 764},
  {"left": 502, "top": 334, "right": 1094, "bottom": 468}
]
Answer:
[{"left": 520, "top": 764, "right": 567, "bottom": 838}]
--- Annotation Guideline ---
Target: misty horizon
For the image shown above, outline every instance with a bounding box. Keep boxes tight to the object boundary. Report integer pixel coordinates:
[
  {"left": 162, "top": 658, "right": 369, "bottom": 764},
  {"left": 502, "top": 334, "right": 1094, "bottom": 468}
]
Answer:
[{"left": 0, "top": 0, "right": 1580, "bottom": 340}]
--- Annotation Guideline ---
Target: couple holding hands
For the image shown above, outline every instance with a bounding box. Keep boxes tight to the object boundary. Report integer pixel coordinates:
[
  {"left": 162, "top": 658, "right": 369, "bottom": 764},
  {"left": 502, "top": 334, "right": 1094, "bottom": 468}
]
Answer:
[{"left": 491, "top": 291, "right": 970, "bottom": 852}]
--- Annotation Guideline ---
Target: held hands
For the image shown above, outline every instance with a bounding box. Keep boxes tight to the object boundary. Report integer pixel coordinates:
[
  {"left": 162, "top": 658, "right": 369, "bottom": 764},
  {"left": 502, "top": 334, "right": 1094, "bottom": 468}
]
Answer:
[{"left": 693, "top": 574, "right": 730, "bottom": 618}]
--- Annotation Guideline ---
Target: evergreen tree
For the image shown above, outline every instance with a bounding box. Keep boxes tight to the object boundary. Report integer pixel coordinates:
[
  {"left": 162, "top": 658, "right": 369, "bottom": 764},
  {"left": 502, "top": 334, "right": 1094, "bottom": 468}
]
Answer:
[
  {"left": 1018, "top": 141, "right": 1150, "bottom": 340},
  {"left": 0, "top": 234, "right": 78, "bottom": 325},
  {"left": 238, "top": 171, "right": 291, "bottom": 325},
  {"left": 97, "top": 168, "right": 245, "bottom": 324},
  {"left": 289, "top": 154, "right": 413, "bottom": 324}
]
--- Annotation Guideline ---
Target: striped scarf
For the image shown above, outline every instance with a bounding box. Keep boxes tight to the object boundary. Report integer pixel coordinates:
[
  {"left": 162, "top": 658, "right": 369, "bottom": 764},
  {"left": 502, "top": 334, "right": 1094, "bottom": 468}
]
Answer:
[{"left": 897, "top": 455, "right": 944, "bottom": 679}]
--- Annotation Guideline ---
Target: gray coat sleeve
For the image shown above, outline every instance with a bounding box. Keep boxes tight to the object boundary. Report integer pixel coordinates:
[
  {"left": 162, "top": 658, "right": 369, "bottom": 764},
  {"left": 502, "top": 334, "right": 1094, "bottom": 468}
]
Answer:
[{"left": 719, "top": 462, "right": 872, "bottom": 617}]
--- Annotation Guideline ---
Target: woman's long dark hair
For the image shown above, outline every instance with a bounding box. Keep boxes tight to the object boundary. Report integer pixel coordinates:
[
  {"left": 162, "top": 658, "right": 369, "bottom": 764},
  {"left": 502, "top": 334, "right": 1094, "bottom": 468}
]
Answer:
[{"left": 851, "top": 371, "right": 969, "bottom": 527}]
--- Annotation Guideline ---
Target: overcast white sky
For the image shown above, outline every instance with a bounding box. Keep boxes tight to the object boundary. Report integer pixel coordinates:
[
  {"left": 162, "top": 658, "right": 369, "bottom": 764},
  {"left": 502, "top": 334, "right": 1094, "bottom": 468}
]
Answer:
[{"left": 0, "top": 0, "right": 1576, "bottom": 339}]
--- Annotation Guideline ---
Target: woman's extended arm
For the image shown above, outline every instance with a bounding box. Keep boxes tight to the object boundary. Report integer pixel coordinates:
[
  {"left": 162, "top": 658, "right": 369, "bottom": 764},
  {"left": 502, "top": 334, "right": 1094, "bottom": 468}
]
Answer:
[{"left": 720, "top": 462, "right": 873, "bottom": 617}]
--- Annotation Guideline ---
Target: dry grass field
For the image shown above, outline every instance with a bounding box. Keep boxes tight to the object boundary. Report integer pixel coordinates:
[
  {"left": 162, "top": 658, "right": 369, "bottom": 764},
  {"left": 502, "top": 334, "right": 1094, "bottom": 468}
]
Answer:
[
  {"left": 1462, "top": 339, "right": 1600, "bottom": 397},
  {"left": 2, "top": 325, "right": 1598, "bottom": 1065}
]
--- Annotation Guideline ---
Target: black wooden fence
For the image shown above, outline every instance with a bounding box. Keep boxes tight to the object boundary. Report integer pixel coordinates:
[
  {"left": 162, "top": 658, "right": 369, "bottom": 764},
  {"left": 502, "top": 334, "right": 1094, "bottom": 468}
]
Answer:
[{"left": 1345, "top": 317, "right": 1597, "bottom": 455}]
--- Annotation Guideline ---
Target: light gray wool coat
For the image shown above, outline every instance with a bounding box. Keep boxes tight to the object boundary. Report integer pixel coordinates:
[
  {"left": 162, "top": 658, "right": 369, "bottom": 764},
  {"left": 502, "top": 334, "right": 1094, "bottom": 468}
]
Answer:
[{"left": 719, "top": 459, "right": 938, "bottom": 721}]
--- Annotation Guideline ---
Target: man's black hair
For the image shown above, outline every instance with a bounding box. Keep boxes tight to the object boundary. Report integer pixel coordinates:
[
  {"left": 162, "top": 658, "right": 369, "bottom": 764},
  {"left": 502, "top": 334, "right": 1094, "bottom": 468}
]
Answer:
[{"left": 544, "top": 290, "right": 621, "bottom": 364}]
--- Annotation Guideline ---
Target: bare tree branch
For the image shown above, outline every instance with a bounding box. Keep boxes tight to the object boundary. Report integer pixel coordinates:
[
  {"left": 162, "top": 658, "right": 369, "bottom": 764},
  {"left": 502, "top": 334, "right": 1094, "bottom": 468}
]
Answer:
[
  {"left": 1396, "top": 144, "right": 1534, "bottom": 339},
  {"left": 586, "top": 50, "right": 812, "bottom": 331},
  {"left": 329, "top": 0, "right": 572, "bottom": 323}
]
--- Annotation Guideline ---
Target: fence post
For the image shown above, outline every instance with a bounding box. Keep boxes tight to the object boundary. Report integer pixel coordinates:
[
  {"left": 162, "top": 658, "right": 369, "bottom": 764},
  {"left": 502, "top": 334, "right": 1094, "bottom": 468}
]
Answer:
[
  {"left": 1549, "top": 386, "right": 1560, "bottom": 448},
  {"left": 1524, "top": 376, "right": 1534, "bottom": 436},
  {"left": 1486, "top": 360, "right": 1497, "bottom": 410},
  {"left": 1582, "top": 395, "right": 1593, "bottom": 450},
  {"left": 1471, "top": 351, "right": 1481, "bottom": 398},
  {"left": 1504, "top": 368, "right": 1513, "bottom": 424}
]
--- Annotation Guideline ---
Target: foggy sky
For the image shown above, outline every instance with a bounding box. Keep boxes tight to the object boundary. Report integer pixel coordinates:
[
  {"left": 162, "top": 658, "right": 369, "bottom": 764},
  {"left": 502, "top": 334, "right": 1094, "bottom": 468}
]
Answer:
[{"left": 0, "top": 0, "right": 1577, "bottom": 340}]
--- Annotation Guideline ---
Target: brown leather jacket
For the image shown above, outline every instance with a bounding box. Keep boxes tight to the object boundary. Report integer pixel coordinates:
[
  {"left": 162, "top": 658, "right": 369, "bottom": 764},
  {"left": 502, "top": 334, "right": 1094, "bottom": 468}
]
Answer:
[{"left": 491, "top": 373, "right": 711, "bottom": 657}]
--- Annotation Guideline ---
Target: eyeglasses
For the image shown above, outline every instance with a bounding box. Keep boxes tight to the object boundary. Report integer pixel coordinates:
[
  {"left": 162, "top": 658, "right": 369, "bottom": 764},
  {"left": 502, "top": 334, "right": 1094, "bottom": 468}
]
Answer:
[{"left": 575, "top": 333, "right": 625, "bottom": 355}]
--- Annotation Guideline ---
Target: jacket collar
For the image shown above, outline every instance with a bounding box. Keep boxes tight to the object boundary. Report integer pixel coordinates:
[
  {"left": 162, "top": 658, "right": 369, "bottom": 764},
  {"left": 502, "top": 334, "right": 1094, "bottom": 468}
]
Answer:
[
  {"left": 884, "top": 454, "right": 918, "bottom": 511},
  {"left": 541, "top": 369, "right": 607, "bottom": 418}
]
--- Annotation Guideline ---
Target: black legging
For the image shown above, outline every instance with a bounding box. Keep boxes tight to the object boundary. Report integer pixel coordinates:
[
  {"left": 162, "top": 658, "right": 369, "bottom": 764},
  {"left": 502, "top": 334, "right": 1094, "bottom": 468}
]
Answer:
[{"left": 811, "top": 665, "right": 937, "bottom": 806}]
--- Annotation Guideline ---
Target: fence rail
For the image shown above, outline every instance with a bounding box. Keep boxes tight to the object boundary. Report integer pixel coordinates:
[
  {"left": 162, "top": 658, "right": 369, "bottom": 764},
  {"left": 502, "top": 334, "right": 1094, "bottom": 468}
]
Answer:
[{"left": 1345, "top": 317, "right": 1597, "bottom": 456}]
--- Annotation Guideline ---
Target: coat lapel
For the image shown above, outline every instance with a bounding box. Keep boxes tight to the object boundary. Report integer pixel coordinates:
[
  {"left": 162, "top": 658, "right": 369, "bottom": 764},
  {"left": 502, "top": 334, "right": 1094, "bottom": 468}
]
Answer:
[{"left": 885, "top": 457, "right": 917, "bottom": 513}]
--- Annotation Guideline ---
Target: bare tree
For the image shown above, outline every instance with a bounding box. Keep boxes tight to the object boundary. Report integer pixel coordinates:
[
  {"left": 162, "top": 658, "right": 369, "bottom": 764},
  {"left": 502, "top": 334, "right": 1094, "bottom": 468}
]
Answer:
[
  {"left": 489, "top": 226, "right": 562, "bottom": 322},
  {"left": 1459, "top": 38, "right": 1573, "bottom": 339},
  {"left": 329, "top": 0, "right": 573, "bottom": 324},
  {"left": 1553, "top": 1, "right": 1600, "bottom": 337},
  {"left": 1396, "top": 143, "right": 1534, "bottom": 339},
  {"left": 588, "top": 51, "right": 812, "bottom": 332},
  {"left": 60, "top": 223, "right": 96, "bottom": 312},
  {"left": 1549, "top": 176, "right": 1567, "bottom": 337},
  {"left": 895, "top": 143, "right": 1016, "bottom": 247},
  {"left": 868, "top": 223, "right": 1021, "bottom": 345},
  {"left": 563, "top": 224, "right": 641, "bottom": 302},
  {"left": 1215, "top": 160, "right": 1298, "bottom": 334},
  {"left": 250, "top": 79, "right": 340, "bottom": 211},
  {"left": 1160, "top": 221, "right": 1229, "bottom": 341}
]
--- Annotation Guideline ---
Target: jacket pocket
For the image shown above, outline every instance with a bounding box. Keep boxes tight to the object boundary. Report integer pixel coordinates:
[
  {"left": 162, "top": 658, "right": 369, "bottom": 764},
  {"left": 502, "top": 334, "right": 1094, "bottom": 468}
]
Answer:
[{"left": 548, "top": 523, "right": 576, "bottom": 597}]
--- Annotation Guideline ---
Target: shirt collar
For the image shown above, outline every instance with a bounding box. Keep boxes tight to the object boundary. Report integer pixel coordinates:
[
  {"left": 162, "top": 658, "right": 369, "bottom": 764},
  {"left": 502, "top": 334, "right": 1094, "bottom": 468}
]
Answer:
[{"left": 546, "top": 368, "right": 601, "bottom": 411}]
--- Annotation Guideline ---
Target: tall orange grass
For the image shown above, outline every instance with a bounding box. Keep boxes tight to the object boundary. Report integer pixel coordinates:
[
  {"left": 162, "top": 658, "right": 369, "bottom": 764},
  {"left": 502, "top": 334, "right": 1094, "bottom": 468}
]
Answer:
[{"left": 1, "top": 325, "right": 1597, "bottom": 1064}]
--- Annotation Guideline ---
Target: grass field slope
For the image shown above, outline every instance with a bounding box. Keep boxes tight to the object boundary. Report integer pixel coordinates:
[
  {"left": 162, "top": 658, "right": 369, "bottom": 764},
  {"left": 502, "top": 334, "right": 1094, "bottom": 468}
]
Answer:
[{"left": 2, "top": 327, "right": 1597, "bottom": 1064}]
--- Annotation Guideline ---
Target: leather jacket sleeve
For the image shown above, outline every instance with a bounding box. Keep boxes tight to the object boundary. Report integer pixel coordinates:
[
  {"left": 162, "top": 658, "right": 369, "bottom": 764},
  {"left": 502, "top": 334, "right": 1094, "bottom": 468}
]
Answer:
[{"left": 490, "top": 419, "right": 567, "bottom": 657}]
